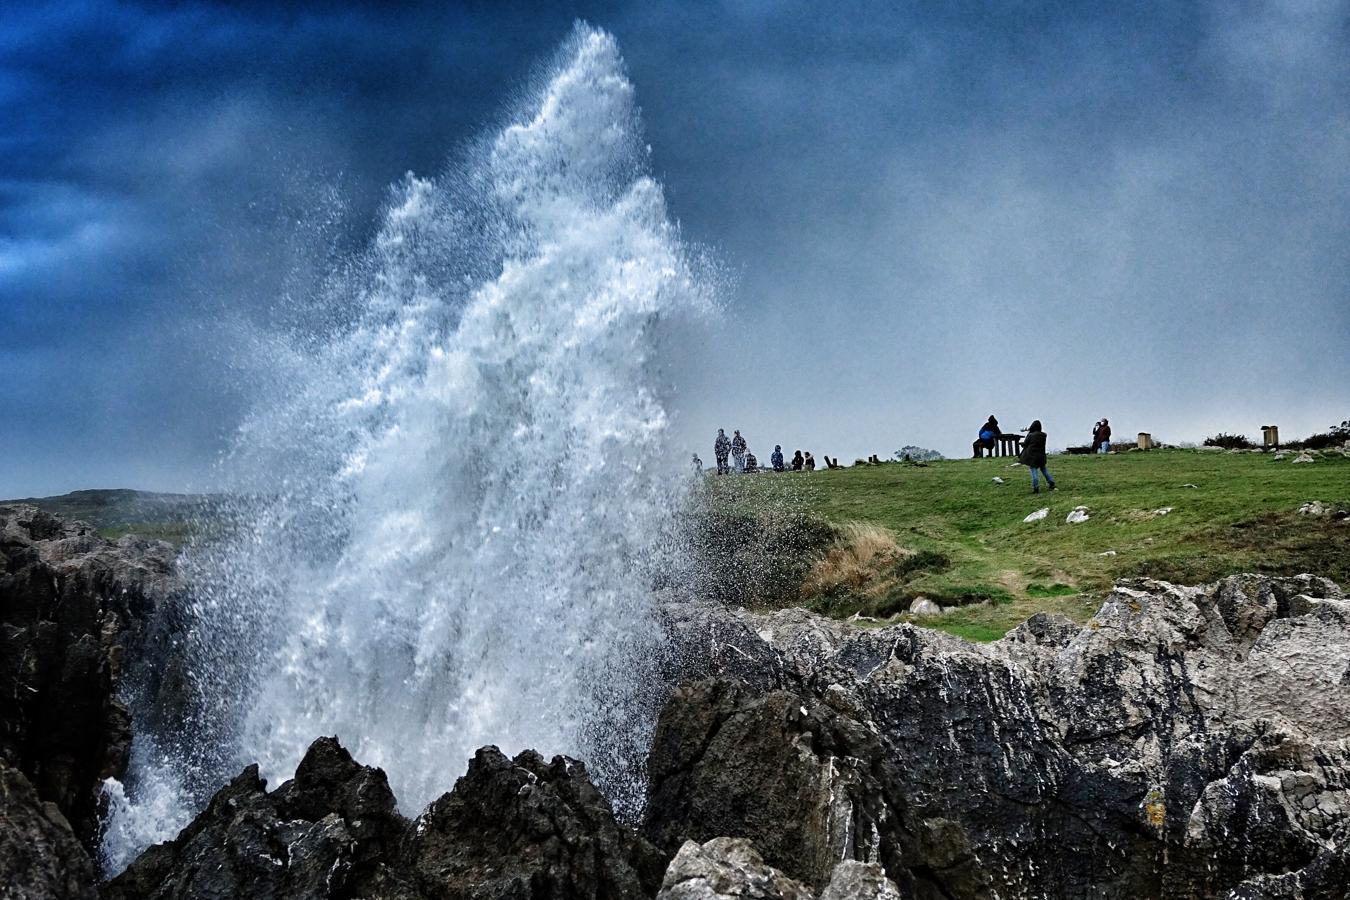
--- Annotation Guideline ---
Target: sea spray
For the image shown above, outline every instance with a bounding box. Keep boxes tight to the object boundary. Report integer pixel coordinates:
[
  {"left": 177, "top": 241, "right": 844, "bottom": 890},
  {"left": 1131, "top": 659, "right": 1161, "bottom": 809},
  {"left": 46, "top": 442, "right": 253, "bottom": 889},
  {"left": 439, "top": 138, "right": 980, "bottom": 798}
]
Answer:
[{"left": 102, "top": 24, "right": 711, "bottom": 871}]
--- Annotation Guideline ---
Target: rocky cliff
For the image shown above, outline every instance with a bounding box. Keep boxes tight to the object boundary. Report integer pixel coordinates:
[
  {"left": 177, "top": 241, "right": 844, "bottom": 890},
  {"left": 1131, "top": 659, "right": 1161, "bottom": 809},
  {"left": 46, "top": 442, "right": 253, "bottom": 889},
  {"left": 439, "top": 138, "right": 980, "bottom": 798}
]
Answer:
[{"left": 2, "top": 507, "right": 1347, "bottom": 899}]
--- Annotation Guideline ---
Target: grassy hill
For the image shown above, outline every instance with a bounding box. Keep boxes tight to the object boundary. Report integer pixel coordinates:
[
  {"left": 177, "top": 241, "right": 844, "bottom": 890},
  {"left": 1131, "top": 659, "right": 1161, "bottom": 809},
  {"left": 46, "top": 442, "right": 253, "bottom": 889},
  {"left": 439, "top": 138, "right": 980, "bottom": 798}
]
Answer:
[
  {"left": 699, "top": 448, "right": 1350, "bottom": 640},
  {"left": 0, "top": 489, "right": 220, "bottom": 544}
]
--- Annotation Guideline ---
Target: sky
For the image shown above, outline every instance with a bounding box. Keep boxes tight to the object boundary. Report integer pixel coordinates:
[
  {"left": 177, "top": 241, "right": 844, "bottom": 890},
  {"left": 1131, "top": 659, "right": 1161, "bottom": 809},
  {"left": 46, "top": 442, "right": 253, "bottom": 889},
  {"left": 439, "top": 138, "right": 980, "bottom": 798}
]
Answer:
[{"left": 2, "top": 0, "right": 1348, "bottom": 497}]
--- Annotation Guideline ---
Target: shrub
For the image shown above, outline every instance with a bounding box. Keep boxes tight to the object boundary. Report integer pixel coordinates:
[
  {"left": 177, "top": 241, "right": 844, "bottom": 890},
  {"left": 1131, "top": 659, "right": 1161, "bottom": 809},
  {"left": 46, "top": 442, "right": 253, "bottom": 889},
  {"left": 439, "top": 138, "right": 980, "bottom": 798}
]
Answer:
[
  {"left": 1203, "top": 432, "right": 1256, "bottom": 450},
  {"left": 1286, "top": 419, "right": 1350, "bottom": 451}
]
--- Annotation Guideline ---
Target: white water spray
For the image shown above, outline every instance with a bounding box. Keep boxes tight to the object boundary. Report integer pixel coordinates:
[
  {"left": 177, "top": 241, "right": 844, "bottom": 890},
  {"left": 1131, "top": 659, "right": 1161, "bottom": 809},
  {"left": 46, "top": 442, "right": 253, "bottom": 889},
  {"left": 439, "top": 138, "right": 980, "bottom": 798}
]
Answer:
[{"left": 103, "top": 25, "right": 709, "bottom": 870}]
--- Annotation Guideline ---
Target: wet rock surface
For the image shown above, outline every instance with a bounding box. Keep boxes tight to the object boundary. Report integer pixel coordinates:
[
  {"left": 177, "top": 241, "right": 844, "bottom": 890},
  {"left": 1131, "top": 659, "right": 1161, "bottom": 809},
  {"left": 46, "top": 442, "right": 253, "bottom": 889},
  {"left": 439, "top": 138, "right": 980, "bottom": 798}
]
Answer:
[
  {"left": 0, "top": 505, "right": 177, "bottom": 846},
  {"left": 106, "top": 737, "right": 663, "bottom": 900}
]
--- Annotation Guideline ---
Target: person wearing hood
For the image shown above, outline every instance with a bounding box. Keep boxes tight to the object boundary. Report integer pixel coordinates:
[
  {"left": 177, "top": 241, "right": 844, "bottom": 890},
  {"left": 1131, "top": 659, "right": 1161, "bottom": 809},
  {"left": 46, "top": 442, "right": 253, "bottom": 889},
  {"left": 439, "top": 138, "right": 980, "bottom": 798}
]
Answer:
[
  {"left": 771, "top": 445, "right": 785, "bottom": 472},
  {"left": 1018, "top": 420, "right": 1056, "bottom": 493},
  {"left": 714, "top": 429, "right": 731, "bottom": 475},
  {"left": 791, "top": 449, "right": 804, "bottom": 471},
  {"left": 973, "top": 415, "right": 1001, "bottom": 458}
]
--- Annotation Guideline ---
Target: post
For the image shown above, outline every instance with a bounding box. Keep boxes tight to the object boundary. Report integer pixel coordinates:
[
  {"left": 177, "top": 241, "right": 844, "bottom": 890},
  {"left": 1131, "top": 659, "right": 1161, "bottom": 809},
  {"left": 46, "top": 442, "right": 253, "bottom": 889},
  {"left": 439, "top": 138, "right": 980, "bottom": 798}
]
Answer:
[
  {"left": 1261, "top": 425, "right": 1279, "bottom": 449},
  {"left": 1137, "top": 432, "right": 1152, "bottom": 450}
]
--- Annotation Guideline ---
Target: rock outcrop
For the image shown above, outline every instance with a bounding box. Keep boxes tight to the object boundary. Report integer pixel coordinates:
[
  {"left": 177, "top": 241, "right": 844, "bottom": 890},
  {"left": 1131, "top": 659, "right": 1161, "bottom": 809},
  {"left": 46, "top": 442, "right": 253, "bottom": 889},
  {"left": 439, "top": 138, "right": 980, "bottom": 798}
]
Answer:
[
  {"left": 0, "top": 760, "right": 98, "bottom": 900},
  {"left": 0, "top": 505, "right": 177, "bottom": 846},
  {"left": 107, "top": 736, "right": 664, "bottom": 900},
  {"left": 648, "top": 575, "right": 1350, "bottom": 898}
]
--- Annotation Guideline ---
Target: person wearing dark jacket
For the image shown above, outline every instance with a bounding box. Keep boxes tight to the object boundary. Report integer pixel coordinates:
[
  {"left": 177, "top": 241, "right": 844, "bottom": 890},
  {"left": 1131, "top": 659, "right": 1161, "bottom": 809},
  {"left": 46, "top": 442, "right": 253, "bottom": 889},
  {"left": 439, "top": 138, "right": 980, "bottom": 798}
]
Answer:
[
  {"left": 1096, "top": 418, "right": 1112, "bottom": 454},
  {"left": 1018, "top": 420, "right": 1055, "bottom": 493},
  {"left": 771, "top": 445, "right": 785, "bottom": 471},
  {"left": 791, "top": 450, "right": 804, "bottom": 471},
  {"left": 973, "top": 416, "right": 1001, "bottom": 458},
  {"left": 714, "top": 429, "right": 731, "bottom": 475}
]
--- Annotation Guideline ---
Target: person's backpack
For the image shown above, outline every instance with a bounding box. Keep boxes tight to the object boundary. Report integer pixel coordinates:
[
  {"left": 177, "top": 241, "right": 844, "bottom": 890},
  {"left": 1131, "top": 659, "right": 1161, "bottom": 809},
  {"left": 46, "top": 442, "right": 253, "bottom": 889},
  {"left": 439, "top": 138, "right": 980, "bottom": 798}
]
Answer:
[{"left": 980, "top": 429, "right": 994, "bottom": 442}]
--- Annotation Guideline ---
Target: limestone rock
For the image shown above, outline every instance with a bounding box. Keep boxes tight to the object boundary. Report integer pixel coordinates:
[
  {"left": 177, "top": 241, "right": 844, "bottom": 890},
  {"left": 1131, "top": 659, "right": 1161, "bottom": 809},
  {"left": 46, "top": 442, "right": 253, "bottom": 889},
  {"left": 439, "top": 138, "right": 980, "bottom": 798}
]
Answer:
[
  {"left": 654, "top": 574, "right": 1350, "bottom": 898},
  {"left": 0, "top": 760, "right": 97, "bottom": 900},
  {"left": 656, "top": 838, "right": 814, "bottom": 900},
  {"left": 908, "top": 596, "right": 942, "bottom": 617},
  {"left": 1023, "top": 507, "right": 1049, "bottom": 523},
  {"left": 1066, "top": 506, "right": 1090, "bottom": 524},
  {"left": 819, "top": 860, "right": 902, "bottom": 900},
  {"left": 1292, "top": 452, "right": 1315, "bottom": 464}
]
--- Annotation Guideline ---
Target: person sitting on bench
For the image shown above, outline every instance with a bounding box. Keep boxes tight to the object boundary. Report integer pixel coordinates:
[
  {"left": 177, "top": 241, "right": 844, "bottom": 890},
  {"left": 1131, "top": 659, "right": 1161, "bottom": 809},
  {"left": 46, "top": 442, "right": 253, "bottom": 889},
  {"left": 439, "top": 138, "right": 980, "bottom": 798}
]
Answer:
[{"left": 973, "top": 415, "right": 1001, "bottom": 458}]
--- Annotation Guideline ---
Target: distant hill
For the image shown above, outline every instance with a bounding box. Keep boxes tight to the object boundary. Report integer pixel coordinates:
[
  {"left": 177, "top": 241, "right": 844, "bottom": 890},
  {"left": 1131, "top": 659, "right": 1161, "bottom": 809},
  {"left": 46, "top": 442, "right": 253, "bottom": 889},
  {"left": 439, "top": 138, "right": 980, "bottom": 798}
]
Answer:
[{"left": 0, "top": 489, "right": 222, "bottom": 544}]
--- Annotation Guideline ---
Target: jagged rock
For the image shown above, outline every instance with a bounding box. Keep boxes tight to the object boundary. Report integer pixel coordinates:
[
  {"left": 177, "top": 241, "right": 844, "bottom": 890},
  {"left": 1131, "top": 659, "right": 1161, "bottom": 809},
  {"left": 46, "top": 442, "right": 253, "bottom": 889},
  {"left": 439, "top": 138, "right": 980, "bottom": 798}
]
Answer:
[
  {"left": 656, "top": 838, "right": 813, "bottom": 899},
  {"left": 409, "top": 745, "right": 662, "bottom": 898},
  {"left": 644, "top": 680, "right": 900, "bottom": 889},
  {"left": 654, "top": 575, "right": 1350, "bottom": 898},
  {"left": 0, "top": 504, "right": 177, "bottom": 845},
  {"left": 0, "top": 760, "right": 98, "bottom": 900},
  {"left": 1023, "top": 507, "right": 1048, "bottom": 523},
  {"left": 1065, "top": 506, "right": 1090, "bottom": 524},
  {"left": 104, "top": 736, "right": 408, "bottom": 900},
  {"left": 818, "top": 861, "right": 902, "bottom": 900},
  {"left": 107, "top": 736, "right": 661, "bottom": 900}
]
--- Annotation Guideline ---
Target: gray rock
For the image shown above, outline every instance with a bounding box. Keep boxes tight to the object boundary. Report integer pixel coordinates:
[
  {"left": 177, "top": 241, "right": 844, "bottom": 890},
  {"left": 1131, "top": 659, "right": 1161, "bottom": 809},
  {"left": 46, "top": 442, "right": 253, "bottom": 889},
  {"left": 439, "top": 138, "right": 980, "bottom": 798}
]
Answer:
[
  {"left": 657, "top": 838, "right": 814, "bottom": 899},
  {"left": 0, "top": 760, "right": 97, "bottom": 900},
  {"left": 819, "top": 860, "right": 902, "bottom": 900},
  {"left": 653, "top": 574, "right": 1350, "bottom": 898},
  {"left": 106, "top": 735, "right": 662, "bottom": 900},
  {"left": 908, "top": 596, "right": 942, "bottom": 617}
]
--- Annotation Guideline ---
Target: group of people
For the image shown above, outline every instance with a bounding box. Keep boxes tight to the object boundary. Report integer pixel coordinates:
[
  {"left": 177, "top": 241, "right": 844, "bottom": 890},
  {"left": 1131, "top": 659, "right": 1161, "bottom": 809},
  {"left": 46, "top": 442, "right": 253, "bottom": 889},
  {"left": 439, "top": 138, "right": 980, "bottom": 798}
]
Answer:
[
  {"left": 974, "top": 415, "right": 1057, "bottom": 494},
  {"left": 697, "top": 429, "right": 817, "bottom": 475}
]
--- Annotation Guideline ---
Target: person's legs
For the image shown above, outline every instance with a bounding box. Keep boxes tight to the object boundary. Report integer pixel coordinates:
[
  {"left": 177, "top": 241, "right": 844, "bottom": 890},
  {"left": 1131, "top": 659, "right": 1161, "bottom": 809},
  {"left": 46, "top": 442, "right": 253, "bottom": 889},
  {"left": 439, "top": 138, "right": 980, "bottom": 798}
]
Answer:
[
  {"left": 1030, "top": 467, "right": 1040, "bottom": 492},
  {"left": 973, "top": 440, "right": 983, "bottom": 459},
  {"left": 1101, "top": 441, "right": 1110, "bottom": 454},
  {"left": 1041, "top": 466, "right": 1056, "bottom": 488},
  {"left": 733, "top": 453, "right": 744, "bottom": 473}
]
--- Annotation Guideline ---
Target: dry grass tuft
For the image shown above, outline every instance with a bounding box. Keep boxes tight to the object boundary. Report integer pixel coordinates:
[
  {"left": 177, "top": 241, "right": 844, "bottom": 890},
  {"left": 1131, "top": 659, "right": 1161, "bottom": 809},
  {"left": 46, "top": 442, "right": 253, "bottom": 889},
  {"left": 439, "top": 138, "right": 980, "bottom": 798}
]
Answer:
[{"left": 801, "top": 522, "right": 908, "bottom": 600}]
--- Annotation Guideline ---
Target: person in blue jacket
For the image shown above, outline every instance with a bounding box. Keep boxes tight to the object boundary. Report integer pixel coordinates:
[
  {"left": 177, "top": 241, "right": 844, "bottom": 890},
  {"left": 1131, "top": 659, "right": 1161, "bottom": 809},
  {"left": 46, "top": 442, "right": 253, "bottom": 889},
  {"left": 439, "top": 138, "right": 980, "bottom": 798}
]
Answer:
[
  {"left": 973, "top": 416, "right": 1001, "bottom": 458},
  {"left": 771, "top": 445, "right": 785, "bottom": 471}
]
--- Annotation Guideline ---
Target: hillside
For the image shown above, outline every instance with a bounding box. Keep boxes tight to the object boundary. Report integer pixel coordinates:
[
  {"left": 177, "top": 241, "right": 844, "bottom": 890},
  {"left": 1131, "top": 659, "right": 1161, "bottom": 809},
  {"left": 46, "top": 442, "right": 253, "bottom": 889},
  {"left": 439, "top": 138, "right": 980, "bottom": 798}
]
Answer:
[
  {"left": 699, "top": 448, "right": 1350, "bottom": 640},
  {"left": 0, "top": 488, "right": 219, "bottom": 544}
]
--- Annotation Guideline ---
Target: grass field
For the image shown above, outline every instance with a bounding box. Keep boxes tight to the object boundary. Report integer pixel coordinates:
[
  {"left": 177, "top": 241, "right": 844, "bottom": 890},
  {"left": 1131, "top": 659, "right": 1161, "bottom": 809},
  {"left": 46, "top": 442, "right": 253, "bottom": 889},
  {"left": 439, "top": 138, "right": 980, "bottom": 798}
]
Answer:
[{"left": 699, "top": 448, "right": 1350, "bottom": 640}]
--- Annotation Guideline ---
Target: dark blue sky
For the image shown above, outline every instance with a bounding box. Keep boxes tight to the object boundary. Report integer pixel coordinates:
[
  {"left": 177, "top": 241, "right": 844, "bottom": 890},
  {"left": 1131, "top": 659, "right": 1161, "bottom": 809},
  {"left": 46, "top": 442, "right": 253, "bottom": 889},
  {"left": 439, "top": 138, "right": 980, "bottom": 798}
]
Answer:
[{"left": 3, "top": 1, "right": 1348, "bottom": 496}]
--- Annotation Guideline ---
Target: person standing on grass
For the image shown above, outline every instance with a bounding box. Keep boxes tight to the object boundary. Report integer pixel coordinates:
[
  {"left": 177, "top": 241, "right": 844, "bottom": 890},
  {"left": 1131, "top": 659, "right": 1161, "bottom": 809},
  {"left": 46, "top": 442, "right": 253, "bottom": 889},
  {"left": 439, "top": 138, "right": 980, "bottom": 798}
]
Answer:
[
  {"left": 771, "top": 445, "right": 785, "bottom": 471},
  {"left": 714, "top": 429, "right": 731, "bottom": 475},
  {"left": 1097, "top": 418, "right": 1112, "bottom": 453},
  {"left": 731, "top": 430, "right": 747, "bottom": 473},
  {"left": 1019, "top": 419, "right": 1056, "bottom": 494}
]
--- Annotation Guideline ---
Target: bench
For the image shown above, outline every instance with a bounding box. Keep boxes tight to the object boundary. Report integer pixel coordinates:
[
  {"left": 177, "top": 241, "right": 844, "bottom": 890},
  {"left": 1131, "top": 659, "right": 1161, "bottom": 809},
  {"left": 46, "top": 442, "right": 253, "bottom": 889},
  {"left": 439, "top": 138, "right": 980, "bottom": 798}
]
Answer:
[{"left": 974, "top": 434, "right": 1023, "bottom": 458}]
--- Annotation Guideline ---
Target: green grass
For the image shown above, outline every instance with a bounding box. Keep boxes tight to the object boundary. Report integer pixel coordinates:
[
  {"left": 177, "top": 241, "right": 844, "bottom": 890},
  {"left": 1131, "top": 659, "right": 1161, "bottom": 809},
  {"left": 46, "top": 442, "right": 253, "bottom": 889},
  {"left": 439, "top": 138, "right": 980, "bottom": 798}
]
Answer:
[{"left": 701, "top": 448, "right": 1350, "bottom": 640}]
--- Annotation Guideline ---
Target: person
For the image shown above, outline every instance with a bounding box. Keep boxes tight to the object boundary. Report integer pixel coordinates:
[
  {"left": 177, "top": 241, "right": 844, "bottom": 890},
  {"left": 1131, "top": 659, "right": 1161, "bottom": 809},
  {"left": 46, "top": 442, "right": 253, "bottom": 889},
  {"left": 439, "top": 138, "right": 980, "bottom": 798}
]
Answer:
[
  {"left": 791, "top": 450, "right": 804, "bottom": 471},
  {"left": 1019, "top": 420, "right": 1056, "bottom": 493},
  {"left": 973, "top": 415, "right": 1001, "bottom": 458},
  {"left": 731, "top": 430, "right": 747, "bottom": 473},
  {"left": 714, "top": 429, "right": 730, "bottom": 476},
  {"left": 804, "top": 451, "right": 816, "bottom": 472},
  {"left": 1097, "top": 418, "right": 1112, "bottom": 454},
  {"left": 744, "top": 450, "right": 758, "bottom": 473},
  {"left": 692, "top": 453, "right": 703, "bottom": 474},
  {"left": 771, "top": 445, "right": 785, "bottom": 472},
  {"left": 1090, "top": 419, "right": 1103, "bottom": 454}
]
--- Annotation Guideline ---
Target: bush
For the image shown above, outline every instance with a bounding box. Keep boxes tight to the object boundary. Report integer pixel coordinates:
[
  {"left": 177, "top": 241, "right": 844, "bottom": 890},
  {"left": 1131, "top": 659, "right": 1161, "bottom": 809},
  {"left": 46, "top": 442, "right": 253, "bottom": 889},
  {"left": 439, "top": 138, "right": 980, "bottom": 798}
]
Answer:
[
  {"left": 1286, "top": 419, "right": 1350, "bottom": 451},
  {"left": 1203, "top": 432, "right": 1256, "bottom": 450}
]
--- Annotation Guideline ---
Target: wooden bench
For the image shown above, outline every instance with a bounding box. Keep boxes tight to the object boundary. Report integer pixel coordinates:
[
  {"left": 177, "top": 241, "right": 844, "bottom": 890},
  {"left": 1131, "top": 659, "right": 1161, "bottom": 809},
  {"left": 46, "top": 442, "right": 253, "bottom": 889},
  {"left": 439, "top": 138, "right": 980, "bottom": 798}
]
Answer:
[{"left": 974, "top": 434, "right": 1023, "bottom": 458}]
